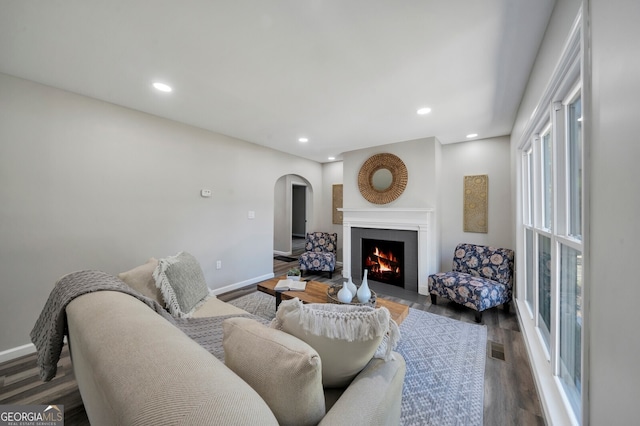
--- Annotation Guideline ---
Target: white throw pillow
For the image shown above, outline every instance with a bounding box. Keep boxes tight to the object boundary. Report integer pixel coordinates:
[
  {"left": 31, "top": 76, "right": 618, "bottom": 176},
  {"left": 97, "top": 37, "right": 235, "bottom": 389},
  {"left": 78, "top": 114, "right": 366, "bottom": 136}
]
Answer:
[
  {"left": 153, "top": 251, "right": 210, "bottom": 317},
  {"left": 271, "top": 298, "right": 400, "bottom": 388},
  {"left": 223, "top": 317, "right": 325, "bottom": 426}
]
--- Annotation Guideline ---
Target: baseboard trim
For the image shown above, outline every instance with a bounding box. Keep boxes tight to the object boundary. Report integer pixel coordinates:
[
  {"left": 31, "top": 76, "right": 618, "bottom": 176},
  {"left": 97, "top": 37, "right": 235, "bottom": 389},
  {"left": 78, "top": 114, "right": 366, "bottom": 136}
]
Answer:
[
  {"left": 211, "top": 273, "right": 275, "bottom": 296},
  {"left": 0, "top": 343, "right": 36, "bottom": 364},
  {"left": 273, "top": 250, "right": 292, "bottom": 256}
]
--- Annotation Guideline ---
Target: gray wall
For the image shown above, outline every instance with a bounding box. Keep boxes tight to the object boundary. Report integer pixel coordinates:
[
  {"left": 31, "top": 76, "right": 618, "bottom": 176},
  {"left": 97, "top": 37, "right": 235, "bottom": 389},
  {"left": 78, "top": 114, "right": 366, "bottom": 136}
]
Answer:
[
  {"left": 0, "top": 73, "right": 323, "bottom": 353},
  {"left": 273, "top": 176, "right": 288, "bottom": 252},
  {"left": 439, "top": 136, "right": 512, "bottom": 271},
  {"left": 589, "top": 0, "right": 640, "bottom": 423},
  {"left": 342, "top": 138, "right": 439, "bottom": 210}
]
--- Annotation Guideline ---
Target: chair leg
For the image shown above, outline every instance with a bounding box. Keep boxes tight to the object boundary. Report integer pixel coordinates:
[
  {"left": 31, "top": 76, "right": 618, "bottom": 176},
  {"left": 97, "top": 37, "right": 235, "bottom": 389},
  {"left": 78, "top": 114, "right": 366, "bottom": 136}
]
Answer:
[
  {"left": 430, "top": 294, "right": 437, "bottom": 305},
  {"left": 329, "top": 270, "right": 332, "bottom": 279},
  {"left": 474, "top": 311, "right": 482, "bottom": 323},
  {"left": 504, "top": 302, "right": 510, "bottom": 314}
]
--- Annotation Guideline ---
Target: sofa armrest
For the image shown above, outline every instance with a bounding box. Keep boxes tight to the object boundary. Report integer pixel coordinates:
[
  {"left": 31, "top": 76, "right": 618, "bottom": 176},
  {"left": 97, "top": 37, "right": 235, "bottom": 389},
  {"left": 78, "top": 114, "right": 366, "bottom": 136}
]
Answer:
[
  {"left": 66, "top": 291, "right": 279, "bottom": 426},
  {"left": 319, "top": 352, "right": 406, "bottom": 426}
]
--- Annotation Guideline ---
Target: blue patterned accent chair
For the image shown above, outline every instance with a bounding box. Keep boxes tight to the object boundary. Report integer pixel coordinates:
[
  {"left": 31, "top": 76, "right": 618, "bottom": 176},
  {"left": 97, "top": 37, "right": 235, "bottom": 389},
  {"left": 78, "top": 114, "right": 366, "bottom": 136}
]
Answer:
[
  {"left": 428, "top": 243, "right": 515, "bottom": 323},
  {"left": 298, "top": 232, "right": 338, "bottom": 279}
]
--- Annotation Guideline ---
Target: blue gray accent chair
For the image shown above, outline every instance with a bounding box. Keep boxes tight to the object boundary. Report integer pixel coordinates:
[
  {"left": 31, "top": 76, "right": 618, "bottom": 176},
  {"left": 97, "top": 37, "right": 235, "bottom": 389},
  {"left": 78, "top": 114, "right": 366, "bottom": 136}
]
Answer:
[
  {"left": 298, "top": 232, "right": 338, "bottom": 279},
  {"left": 428, "top": 243, "right": 515, "bottom": 323}
]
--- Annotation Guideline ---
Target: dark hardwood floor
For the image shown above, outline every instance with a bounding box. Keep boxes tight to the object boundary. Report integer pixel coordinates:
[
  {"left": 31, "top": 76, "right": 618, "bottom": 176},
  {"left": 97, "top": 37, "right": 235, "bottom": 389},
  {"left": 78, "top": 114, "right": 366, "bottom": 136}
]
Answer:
[
  {"left": 0, "top": 345, "right": 90, "bottom": 425},
  {"left": 1, "top": 249, "right": 545, "bottom": 425}
]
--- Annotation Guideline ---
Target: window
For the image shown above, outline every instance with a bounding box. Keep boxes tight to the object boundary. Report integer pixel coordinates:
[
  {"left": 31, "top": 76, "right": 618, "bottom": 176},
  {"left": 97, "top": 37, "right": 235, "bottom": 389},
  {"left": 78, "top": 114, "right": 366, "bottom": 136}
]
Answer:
[
  {"left": 538, "top": 234, "right": 551, "bottom": 348},
  {"left": 523, "top": 149, "right": 533, "bottom": 226},
  {"left": 519, "top": 45, "right": 584, "bottom": 425},
  {"left": 559, "top": 244, "right": 582, "bottom": 414},
  {"left": 568, "top": 96, "right": 582, "bottom": 239},
  {"left": 525, "top": 228, "right": 534, "bottom": 312},
  {"left": 520, "top": 90, "right": 584, "bottom": 421},
  {"left": 541, "top": 129, "right": 553, "bottom": 230}
]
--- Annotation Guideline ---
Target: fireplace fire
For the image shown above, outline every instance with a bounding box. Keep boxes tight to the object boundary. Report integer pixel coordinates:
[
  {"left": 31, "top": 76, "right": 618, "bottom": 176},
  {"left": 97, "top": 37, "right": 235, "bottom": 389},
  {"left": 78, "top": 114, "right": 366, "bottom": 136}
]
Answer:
[{"left": 362, "top": 238, "right": 404, "bottom": 287}]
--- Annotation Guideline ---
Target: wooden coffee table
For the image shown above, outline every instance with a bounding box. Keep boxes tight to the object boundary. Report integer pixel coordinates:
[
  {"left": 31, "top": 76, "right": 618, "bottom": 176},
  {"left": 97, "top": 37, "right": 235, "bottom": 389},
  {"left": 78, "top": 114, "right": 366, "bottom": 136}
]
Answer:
[{"left": 257, "top": 277, "right": 409, "bottom": 325}]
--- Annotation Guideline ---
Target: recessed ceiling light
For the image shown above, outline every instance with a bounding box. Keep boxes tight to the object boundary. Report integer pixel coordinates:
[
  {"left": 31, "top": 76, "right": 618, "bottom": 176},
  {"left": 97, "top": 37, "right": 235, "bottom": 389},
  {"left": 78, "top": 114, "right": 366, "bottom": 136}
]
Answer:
[
  {"left": 466, "top": 133, "right": 478, "bottom": 138},
  {"left": 416, "top": 107, "right": 432, "bottom": 115},
  {"left": 153, "top": 82, "right": 172, "bottom": 92},
  {"left": 298, "top": 137, "right": 309, "bottom": 143},
  {"left": 328, "top": 156, "right": 336, "bottom": 161}
]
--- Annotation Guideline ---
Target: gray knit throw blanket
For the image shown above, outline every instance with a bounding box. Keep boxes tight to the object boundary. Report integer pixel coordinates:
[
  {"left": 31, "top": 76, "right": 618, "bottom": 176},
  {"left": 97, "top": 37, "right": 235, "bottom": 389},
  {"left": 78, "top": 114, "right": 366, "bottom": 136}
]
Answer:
[{"left": 30, "top": 270, "right": 265, "bottom": 381}]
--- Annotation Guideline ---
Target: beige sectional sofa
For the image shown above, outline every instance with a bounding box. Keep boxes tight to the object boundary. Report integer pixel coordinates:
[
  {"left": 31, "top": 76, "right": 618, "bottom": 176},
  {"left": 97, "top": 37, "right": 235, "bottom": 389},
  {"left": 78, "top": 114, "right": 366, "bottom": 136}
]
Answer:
[{"left": 65, "top": 287, "right": 406, "bottom": 425}]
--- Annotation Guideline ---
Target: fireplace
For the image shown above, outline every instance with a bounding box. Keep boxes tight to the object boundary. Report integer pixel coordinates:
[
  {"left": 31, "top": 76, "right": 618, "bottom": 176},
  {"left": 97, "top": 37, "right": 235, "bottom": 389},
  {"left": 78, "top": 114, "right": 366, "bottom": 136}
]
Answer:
[
  {"left": 362, "top": 238, "right": 404, "bottom": 287},
  {"left": 351, "top": 227, "right": 418, "bottom": 292},
  {"left": 339, "top": 207, "right": 436, "bottom": 295}
]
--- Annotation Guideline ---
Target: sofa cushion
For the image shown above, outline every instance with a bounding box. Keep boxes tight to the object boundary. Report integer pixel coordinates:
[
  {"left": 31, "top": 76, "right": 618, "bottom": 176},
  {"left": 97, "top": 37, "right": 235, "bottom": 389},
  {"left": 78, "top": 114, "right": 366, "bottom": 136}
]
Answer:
[
  {"left": 223, "top": 317, "right": 325, "bottom": 426},
  {"left": 191, "top": 296, "right": 247, "bottom": 318},
  {"left": 117, "top": 258, "right": 164, "bottom": 305},
  {"left": 429, "top": 271, "right": 510, "bottom": 312},
  {"left": 271, "top": 298, "right": 399, "bottom": 388},
  {"left": 153, "top": 251, "right": 210, "bottom": 317}
]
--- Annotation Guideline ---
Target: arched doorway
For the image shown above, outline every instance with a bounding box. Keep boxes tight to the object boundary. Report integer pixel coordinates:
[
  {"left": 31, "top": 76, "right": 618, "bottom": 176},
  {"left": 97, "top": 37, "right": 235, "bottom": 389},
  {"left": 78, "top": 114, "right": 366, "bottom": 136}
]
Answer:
[{"left": 273, "top": 174, "right": 313, "bottom": 256}]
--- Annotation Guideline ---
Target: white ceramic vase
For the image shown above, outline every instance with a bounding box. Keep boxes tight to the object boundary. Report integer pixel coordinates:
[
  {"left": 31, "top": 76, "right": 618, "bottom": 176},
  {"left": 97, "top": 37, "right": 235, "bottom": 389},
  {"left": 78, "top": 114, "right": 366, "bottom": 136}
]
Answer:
[
  {"left": 346, "top": 276, "right": 357, "bottom": 296},
  {"left": 337, "top": 283, "right": 353, "bottom": 303},
  {"left": 357, "top": 269, "right": 372, "bottom": 303}
]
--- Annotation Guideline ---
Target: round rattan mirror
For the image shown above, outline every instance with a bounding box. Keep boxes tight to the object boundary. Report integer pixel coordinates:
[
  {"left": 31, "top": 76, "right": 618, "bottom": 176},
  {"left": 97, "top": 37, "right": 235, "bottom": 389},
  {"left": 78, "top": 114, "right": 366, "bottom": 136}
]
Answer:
[{"left": 357, "top": 153, "right": 408, "bottom": 204}]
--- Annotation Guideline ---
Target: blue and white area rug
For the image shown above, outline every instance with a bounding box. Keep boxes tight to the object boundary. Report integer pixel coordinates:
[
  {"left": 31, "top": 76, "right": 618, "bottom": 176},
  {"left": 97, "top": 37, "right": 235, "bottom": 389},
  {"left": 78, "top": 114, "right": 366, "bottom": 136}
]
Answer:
[{"left": 229, "top": 291, "right": 487, "bottom": 426}]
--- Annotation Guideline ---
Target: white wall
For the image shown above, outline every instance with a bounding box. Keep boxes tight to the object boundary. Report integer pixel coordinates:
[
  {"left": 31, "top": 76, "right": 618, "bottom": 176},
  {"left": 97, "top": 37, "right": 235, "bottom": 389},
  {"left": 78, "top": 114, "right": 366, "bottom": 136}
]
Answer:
[
  {"left": 0, "top": 73, "right": 323, "bottom": 353},
  {"left": 589, "top": 0, "right": 640, "bottom": 424},
  {"left": 440, "top": 136, "right": 513, "bottom": 271}
]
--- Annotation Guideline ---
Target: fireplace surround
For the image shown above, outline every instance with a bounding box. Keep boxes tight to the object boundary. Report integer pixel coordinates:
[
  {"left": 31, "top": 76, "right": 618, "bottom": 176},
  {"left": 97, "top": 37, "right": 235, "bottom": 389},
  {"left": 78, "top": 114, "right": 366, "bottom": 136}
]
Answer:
[{"left": 339, "top": 208, "right": 436, "bottom": 295}]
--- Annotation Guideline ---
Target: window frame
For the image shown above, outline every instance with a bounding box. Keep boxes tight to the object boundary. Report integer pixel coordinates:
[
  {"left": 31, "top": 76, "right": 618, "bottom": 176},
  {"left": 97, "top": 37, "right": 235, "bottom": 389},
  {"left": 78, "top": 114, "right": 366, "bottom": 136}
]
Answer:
[{"left": 516, "top": 10, "right": 585, "bottom": 424}]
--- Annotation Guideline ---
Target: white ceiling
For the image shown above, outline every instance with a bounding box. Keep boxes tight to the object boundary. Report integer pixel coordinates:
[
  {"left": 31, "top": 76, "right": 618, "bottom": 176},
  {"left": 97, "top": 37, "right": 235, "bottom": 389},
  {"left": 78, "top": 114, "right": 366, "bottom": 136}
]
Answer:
[{"left": 0, "top": 1, "right": 555, "bottom": 163}]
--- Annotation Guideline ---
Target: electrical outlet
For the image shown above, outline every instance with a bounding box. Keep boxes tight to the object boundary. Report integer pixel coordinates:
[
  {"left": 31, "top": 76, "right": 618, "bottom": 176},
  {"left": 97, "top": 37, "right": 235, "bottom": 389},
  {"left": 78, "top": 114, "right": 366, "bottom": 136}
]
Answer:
[
  {"left": 216, "top": 260, "right": 222, "bottom": 269},
  {"left": 201, "top": 189, "right": 212, "bottom": 197},
  {"left": 248, "top": 210, "right": 255, "bottom": 219}
]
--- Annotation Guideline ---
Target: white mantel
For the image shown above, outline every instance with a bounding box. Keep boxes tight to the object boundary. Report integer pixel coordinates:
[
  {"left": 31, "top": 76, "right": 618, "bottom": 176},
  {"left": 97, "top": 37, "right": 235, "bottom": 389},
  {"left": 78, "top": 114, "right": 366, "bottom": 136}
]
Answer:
[{"left": 339, "top": 208, "right": 436, "bottom": 295}]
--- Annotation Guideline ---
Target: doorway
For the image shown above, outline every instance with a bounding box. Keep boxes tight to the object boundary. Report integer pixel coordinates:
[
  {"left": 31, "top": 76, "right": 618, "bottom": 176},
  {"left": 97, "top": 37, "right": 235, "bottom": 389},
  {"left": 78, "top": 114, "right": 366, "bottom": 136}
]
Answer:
[
  {"left": 291, "top": 184, "right": 306, "bottom": 238},
  {"left": 273, "top": 174, "right": 313, "bottom": 256}
]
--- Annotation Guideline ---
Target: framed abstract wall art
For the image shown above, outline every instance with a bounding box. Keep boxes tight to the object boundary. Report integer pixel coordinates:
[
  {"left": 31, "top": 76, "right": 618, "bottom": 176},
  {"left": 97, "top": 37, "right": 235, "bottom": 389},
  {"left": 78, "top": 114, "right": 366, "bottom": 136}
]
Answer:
[{"left": 463, "top": 175, "right": 488, "bottom": 233}]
